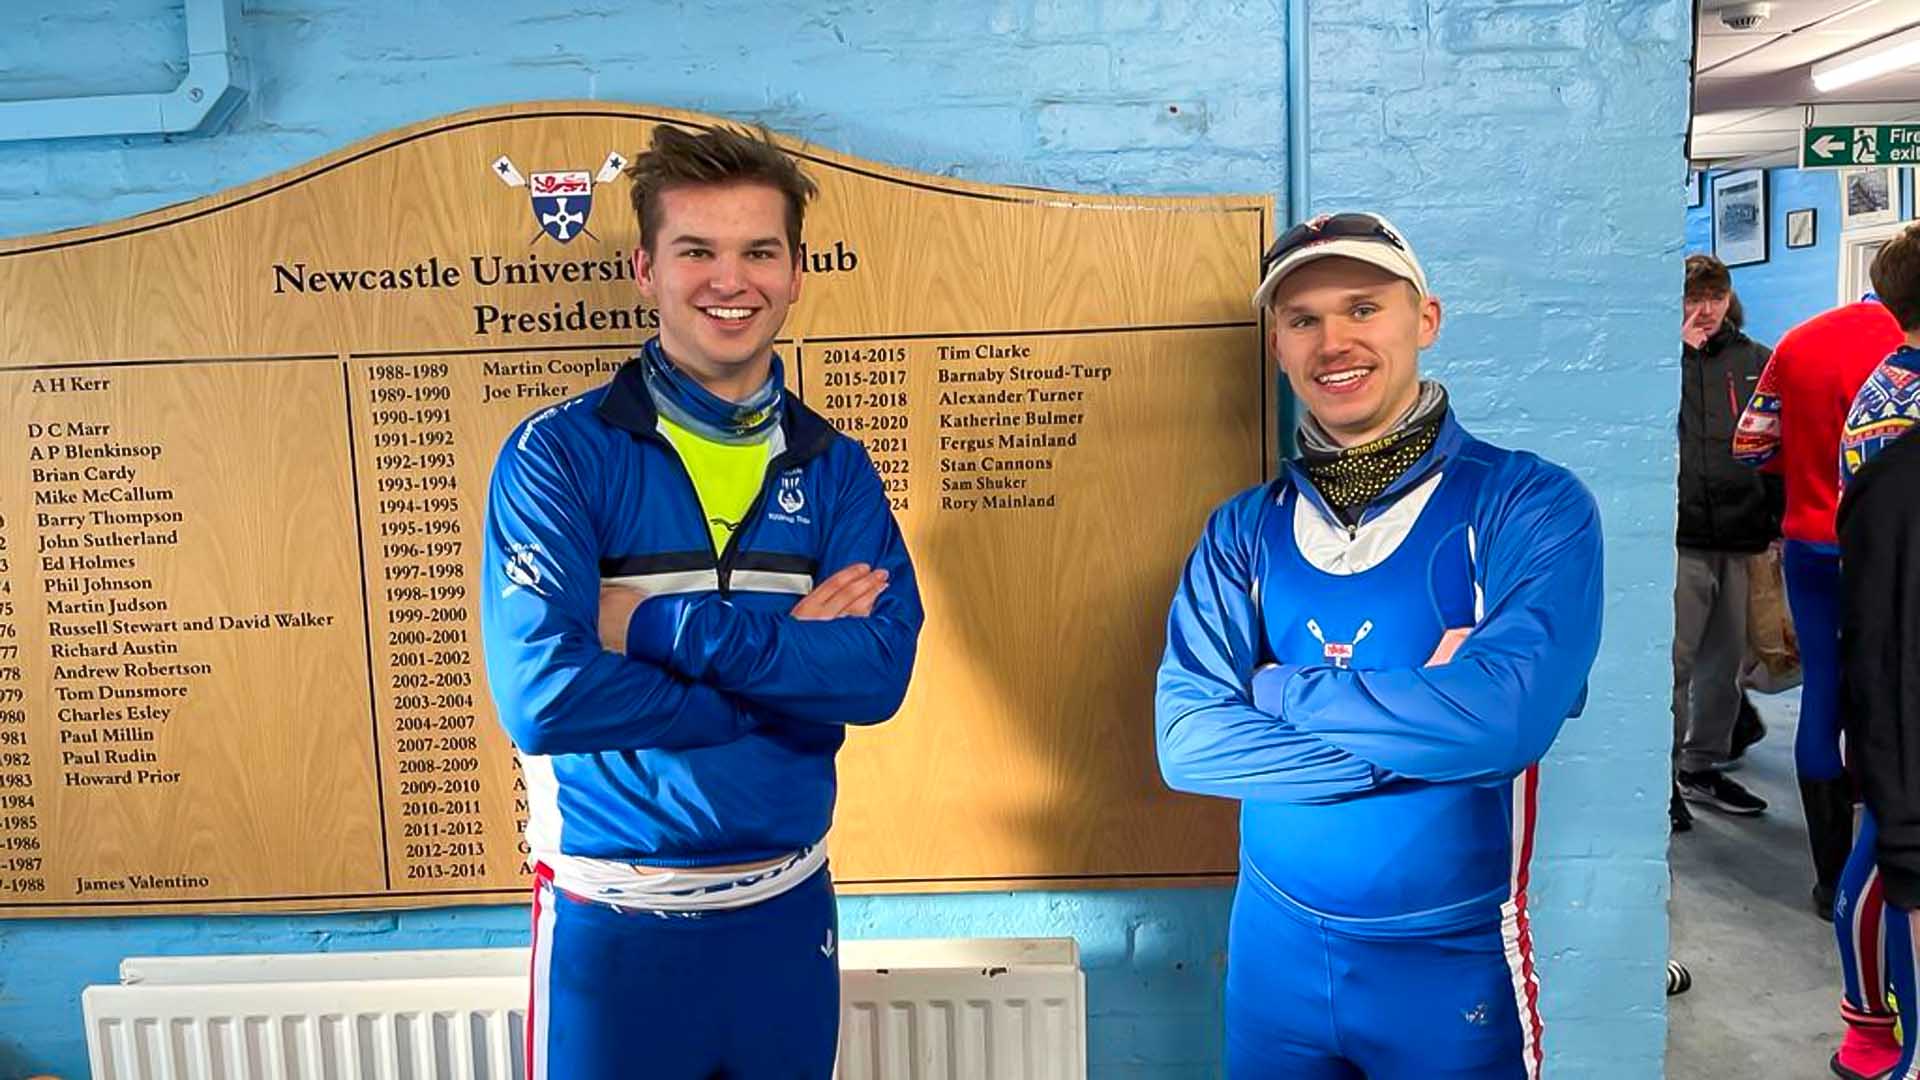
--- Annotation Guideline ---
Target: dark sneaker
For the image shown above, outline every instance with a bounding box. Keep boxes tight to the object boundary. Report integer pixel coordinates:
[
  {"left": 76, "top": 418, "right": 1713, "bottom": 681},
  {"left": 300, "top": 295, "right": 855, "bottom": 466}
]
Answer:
[
  {"left": 1678, "top": 769, "right": 1768, "bottom": 815},
  {"left": 1814, "top": 882, "right": 1837, "bottom": 922},
  {"left": 1729, "top": 694, "right": 1767, "bottom": 761},
  {"left": 1670, "top": 785, "right": 1694, "bottom": 832}
]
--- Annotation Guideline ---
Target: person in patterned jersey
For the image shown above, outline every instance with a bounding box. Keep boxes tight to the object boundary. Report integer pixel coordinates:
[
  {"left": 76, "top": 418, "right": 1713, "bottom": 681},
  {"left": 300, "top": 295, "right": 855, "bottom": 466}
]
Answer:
[
  {"left": 1828, "top": 222, "right": 1920, "bottom": 1080},
  {"left": 1841, "top": 349, "right": 1920, "bottom": 483}
]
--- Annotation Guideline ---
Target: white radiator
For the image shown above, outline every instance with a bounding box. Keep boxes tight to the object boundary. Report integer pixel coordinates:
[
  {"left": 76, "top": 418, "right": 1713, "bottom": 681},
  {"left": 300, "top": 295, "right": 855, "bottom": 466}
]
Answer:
[{"left": 84, "top": 938, "right": 1085, "bottom": 1080}]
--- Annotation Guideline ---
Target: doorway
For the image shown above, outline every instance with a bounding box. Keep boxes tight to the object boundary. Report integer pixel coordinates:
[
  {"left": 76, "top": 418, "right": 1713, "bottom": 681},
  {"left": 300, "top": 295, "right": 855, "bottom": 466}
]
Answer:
[{"left": 1838, "top": 219, "right": 1910, "bottom": 305}]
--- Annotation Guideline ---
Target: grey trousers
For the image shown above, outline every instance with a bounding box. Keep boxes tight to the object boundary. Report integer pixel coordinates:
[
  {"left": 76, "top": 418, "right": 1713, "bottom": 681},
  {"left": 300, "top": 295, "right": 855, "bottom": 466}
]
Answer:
[{"left": 1672, "top": 547, "right": 1750, "bottom": 773}]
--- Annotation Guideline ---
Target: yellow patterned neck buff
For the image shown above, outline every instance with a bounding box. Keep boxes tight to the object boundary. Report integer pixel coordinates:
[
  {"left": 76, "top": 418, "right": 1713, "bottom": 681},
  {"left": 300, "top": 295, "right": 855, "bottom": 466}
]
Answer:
[{"left": 1297, "top": 385, "right": 1447, "bottom": 526}]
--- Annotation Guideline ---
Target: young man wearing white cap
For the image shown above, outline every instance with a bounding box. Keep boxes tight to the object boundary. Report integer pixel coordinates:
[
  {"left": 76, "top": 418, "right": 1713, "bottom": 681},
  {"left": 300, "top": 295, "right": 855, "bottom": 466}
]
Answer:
[{"left": 1155, "top": 213, "right": 1604, "bottom": 1077}]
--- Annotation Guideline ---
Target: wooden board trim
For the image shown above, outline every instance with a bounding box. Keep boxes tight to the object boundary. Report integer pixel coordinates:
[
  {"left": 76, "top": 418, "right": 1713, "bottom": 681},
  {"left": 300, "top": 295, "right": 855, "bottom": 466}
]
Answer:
[{"left": 0, "top": 101, "right": 1267, "bottom": 260}]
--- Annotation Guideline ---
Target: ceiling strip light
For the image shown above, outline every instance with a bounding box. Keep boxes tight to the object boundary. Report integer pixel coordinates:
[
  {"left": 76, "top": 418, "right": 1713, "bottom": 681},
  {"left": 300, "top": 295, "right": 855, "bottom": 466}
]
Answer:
[{"left": 1812, "top": 24, "right": 1920, "bottom": 93}]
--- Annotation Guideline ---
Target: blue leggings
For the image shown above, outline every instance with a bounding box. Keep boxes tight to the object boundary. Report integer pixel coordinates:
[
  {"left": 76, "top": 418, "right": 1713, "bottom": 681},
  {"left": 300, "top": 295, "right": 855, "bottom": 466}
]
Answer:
[
  {"left": 1787, "top": 543, "right": 1917, "bottom": 1064},
  {"left": 1226, "top": 872, "right": 1541, "bottom": 1078},
  {"left": 1836, "top": 808, "right": 1919, "bottom": 1075},
  {"left": 528, "top": 865, "right": 840, "bottom": 1080},
  {"left": 1784, "top": 541, "right": 1845, "bottom": 781}
]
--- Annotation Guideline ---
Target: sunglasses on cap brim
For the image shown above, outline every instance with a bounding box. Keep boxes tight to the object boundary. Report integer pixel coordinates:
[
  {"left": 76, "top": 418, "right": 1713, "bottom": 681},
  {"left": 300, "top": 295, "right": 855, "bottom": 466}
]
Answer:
[{"left": 1262, "top": 214, "right": 1406, "bottom": 276}]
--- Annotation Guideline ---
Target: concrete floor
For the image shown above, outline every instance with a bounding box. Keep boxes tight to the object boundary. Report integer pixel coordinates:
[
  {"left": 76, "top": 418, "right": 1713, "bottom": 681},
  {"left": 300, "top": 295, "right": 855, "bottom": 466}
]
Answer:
[{"left": 1668, "top": 692, "right": 1851, "bottom": 1079}]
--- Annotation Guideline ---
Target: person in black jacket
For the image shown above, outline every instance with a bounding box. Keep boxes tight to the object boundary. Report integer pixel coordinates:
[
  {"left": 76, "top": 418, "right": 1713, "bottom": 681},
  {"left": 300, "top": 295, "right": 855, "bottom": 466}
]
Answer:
[
  {"left": 1836, "top": 426, "right": 1920, "bottom": 1080},
  {"left": 1672, "top": 254, "right": 1779, "bottom": 823},
  {"left": 1830, "top": 230, "right": 1920, "bottom": 1080}
]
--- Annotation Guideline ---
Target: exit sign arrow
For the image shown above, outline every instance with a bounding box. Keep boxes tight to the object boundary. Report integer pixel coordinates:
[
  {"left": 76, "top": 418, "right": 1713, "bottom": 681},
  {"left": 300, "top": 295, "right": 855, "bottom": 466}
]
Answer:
[{"left": 1801, "top": 124, "right": 1920, "bottom": 169}]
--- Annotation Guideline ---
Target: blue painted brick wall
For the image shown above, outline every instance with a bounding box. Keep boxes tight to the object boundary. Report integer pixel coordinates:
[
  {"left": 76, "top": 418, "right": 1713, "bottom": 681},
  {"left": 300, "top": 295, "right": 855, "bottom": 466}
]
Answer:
[
  {"left": 0, "top": 3, "right": 187, "bottom": 102},
  {"left": 0, "top": 2, "right": 1687, "bottom": 1077}
]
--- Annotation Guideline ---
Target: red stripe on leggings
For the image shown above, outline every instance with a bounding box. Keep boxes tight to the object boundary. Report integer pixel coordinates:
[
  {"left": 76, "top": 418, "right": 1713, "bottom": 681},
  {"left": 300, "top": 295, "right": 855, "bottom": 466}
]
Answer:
[{"left": 528, "top": 862, "right": 555, "bottom": 1080}]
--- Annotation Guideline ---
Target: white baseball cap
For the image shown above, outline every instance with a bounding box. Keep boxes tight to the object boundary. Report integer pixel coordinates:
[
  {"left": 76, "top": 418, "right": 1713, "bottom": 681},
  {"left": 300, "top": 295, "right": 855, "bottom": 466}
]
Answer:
[{"left": 1252, "top": 212, "right": 1430, "bottom": 312}]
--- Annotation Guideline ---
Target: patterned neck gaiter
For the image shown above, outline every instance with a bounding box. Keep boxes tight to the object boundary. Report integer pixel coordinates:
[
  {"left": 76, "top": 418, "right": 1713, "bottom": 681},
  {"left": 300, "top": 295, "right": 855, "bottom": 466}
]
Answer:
[
  {"left": 641, "top": 336, "right": 785, "bottom": 444},
  {"left": 1297, "top": 382, "right": 1448, "bottom": 526}
]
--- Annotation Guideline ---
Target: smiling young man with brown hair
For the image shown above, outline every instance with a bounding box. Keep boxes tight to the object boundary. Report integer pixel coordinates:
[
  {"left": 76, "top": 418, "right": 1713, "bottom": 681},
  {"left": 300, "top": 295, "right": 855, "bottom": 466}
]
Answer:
[
  {"left": 481, "top": 124, "right": 923, "bottom": 1079},
  {"left": 1155, "top": 212, "right": 1603, "bottom": 1077}
]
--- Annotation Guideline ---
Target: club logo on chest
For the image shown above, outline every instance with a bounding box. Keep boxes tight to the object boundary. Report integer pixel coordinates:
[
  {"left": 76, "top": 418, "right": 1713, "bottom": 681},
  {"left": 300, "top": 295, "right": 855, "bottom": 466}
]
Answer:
[{"left": 1306, "top": 618, "right": 1373, "bottom": 668}]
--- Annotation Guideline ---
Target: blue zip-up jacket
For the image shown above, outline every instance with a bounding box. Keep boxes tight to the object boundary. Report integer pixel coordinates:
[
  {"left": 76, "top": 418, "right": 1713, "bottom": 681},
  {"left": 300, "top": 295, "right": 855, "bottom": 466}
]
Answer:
[
  {"left": 1155, "top": 412, "right": 1601, "bottom": 932},
  {"left": 481, "top": 352, "right": 923, "bottom": 868}
]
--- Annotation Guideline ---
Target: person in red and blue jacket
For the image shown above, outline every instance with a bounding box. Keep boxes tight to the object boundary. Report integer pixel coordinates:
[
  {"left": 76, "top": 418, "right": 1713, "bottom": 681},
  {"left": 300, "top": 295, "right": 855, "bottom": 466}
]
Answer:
[
  {"left": 1156, "top": 212, "right": 1602, "bottom": 1078},
  {"left": 1734, "top": 297, "right": 1903, "bottom": 921}
]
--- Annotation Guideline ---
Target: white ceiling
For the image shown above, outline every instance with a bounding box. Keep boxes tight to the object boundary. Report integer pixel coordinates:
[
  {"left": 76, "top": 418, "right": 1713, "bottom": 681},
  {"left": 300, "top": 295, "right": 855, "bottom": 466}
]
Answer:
[{"left": 1692, "top": 0, "right": 1920, "bottom": 167}]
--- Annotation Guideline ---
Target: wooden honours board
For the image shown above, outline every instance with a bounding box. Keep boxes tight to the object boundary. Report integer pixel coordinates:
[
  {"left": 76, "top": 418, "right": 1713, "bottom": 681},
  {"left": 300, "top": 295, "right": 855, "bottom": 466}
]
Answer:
[{"left": 0, "top": 103, "right": 1270, "bottom": 915}]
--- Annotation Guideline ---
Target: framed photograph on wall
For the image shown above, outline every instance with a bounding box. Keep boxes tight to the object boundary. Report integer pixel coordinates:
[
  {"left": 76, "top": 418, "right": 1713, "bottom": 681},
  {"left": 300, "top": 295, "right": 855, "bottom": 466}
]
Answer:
[
  {"left": 1840, "top": 166, "right": 1900, "bottom": 230},
  {"left": 1712, "top": 169, "right": 1768, "bottom": 267},
  {"left": 1687, "top": 171, "right": 1703, "bottom": 208},
  {"left": 1786, "top": 208, "right": 1817, "bottom": 249}
]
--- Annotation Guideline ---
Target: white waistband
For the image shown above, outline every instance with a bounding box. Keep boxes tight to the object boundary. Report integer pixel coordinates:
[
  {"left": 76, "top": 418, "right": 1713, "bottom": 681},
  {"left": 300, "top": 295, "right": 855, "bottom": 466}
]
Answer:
[{"left": 539, "top": 845, "right": 825, "bottom": 912}]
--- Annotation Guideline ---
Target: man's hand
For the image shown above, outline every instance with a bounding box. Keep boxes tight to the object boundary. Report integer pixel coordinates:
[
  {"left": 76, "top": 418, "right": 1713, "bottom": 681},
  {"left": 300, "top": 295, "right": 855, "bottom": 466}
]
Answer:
[
  {"left": 1681, "top": 306, "right": 1713, "bottom": 349},
  {"left": 791, "top": 563, "right": 889, "bottom": 621},
  {"left": 1426, "top": 626, "right": 1471, "bottom": 667},
  {"left": 598, "top": 585, "right": 647, "bottom": 652}
]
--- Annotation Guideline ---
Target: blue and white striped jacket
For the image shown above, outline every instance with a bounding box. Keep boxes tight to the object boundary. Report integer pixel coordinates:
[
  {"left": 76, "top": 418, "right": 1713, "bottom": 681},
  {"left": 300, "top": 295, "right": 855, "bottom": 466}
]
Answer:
[{"left": 481, "top": 353, "right": 923, "bottom": 868}]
